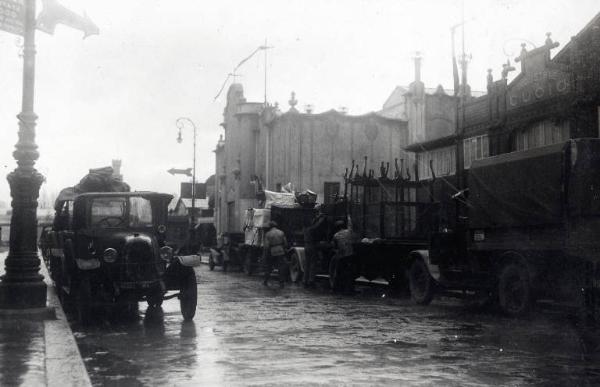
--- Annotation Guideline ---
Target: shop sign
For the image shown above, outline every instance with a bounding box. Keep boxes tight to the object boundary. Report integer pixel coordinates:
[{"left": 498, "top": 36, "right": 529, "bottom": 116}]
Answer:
[
  {"left": 508, "top": 70, "right": 571, "bottom": 109},
  {"left": 0, "top": 0, "right": 24, "bottom": 36}
]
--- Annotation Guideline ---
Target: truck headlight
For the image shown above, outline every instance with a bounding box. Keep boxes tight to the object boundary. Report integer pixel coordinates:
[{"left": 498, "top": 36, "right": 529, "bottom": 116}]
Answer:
[
  {"left": 160, "top": 246, "right": 173, "bottom": 262},
  {"left": 103, "top": 248, "right": 118, "bottom": 263}
]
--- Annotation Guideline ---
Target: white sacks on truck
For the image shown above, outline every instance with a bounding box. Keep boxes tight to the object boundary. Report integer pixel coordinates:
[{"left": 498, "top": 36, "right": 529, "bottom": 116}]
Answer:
[
  {"left": 244, "top": 208, "right": 271, "bottom": 246},
  {"left": 264, "top": 190, "right": 296, "bottom": 208}
]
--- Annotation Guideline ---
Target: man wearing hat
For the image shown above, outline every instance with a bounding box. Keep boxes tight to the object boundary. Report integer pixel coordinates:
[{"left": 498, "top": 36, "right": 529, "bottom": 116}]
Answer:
[{"left": 263, "top": 221, "right": 288, "bottom": 288}]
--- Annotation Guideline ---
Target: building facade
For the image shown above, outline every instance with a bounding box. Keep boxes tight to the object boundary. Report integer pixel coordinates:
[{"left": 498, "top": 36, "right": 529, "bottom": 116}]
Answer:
[
  {"left": 214, "top": 85, "right": 408, "bottom": 234},
  {"left": 405, "top": 13, "right": 600, "bottom": 182}
]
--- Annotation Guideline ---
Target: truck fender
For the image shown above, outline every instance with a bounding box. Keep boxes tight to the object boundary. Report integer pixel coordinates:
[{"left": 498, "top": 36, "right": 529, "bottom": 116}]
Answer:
[
  {"left": 289, "top": 247, "right": 306, "bottom": 273},
  {"left": 64, "top": 237, "right": 100, "bottom": 271},
  {"left": 409, "top": 250, "right": 440, "bottom": 282},
  {"left": 176, "top": 254, "right": 202, "bottom": 267},
  {"left": 75, "top": 258, "right": 101, "bottom": 270}
]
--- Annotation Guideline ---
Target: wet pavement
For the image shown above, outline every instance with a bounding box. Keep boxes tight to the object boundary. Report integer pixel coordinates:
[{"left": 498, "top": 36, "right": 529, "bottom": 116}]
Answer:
[
  {"left": 72, "top": 264, "right": 600, "bottom": 386},
  {"left": 0, "top": 249, "right": 91, "bottom": 387}
]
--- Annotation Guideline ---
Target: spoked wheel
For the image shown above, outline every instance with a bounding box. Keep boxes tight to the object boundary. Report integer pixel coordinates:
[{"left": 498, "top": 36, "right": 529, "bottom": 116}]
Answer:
[
  {"left": 180, "top": 268, "right": 198, "bottom": 321},
  {"left": 408, "top": 259, "right": 435, "bottom": 305},
  {"left": 76, "top": 275, "right": 92, "bottom": 325},
  {"left": 243, "top": 251, "right": 254, "bottom": 276},
  {"left": 289, "top": 251, "right": 303, "bottom": 283},
  {"left": 498, "top": 263, "right": 532, "bottom": 317},
  {"left": 208, "top": 253, "right": 216, "bottom": 271}
]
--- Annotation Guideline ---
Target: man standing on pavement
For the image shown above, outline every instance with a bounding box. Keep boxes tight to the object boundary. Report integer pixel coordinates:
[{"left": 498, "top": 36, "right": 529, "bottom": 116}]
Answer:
[
  {"left": 303, "top": 207, "right": 328, "bottom": 288},
  {"left": 263, "top": 221, "right": 288, "bottom": 288}
]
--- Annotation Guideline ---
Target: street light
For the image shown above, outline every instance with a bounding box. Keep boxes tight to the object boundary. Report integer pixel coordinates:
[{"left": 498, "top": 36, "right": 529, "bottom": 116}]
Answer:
[
  {"left": 0, "top": 0, "right": 47, "bottom": 310},
  {"left": 175, "top": 117, "right": 197, "bottom": 251}
]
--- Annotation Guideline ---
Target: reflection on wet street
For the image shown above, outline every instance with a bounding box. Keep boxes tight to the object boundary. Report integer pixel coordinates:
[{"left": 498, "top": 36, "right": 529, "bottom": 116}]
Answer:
[
  {"left": 0, "top": 319, "right": 46, "bottom": 386},
  {"left": 72, "top": 265, "right": 600, "bottom": 386}
]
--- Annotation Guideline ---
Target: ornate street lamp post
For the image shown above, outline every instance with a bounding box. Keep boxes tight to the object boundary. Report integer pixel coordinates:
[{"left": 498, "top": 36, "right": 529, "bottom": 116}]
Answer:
[
  {"left": 176, "top": 117, "right": 197, "bottom": 249},
  {"left": 0, "top": 0, "right": 47, "bottom": 309}
]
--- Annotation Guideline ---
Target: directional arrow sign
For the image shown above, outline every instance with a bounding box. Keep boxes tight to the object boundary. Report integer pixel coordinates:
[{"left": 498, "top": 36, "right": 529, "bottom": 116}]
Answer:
[{"left": 167, "top": 167, "right": 192, "bottom": 177}]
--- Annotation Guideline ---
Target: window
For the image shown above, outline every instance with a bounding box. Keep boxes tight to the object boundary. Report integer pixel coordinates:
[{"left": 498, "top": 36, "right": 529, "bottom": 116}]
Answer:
[
  {"left": 129, "top": 197, "right": 153, "bottom": 227},
  {"left": 90, "top": 197, "right": 153, "bottom": 228},
  {"left": 514, "top": 120, "right": 569, "bottom": 151},
  {"left": 417, "top": 146, "right": 456, "bottom": 180},
  {"left": 463, "top": 134, "right": 489, "bottom": 169},
  {"left": 91, "top": 197, "right": 126, "bottom": 227},
  {"left": 323, "top": 182, "right": 341, "bottom": 204}
]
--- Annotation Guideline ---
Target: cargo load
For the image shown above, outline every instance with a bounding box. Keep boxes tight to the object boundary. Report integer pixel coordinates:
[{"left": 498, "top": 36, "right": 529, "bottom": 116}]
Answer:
[{"left": 468, "top": 142, "right": 564, "bottom": 229}]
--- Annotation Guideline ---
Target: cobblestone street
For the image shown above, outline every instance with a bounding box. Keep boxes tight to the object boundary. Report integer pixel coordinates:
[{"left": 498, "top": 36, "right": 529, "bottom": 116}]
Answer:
[{"left": 72, "top": 264, "right": 600, "bottom": 386}]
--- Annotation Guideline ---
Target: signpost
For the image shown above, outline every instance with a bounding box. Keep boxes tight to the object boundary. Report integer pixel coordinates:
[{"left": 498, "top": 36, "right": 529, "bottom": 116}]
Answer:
[
  {"left": 0, "top": 0, "right": 97, "bottom": 311},
  {"left": 167, "top": 167, "right": 192, "bottom": 177},
  {"left": 180, "top": 182, "right": 206, "bottom": 199}
]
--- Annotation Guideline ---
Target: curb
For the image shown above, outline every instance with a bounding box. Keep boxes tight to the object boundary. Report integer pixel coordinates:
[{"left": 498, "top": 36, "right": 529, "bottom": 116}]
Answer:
[{"left": 41, "top": 261, "right": 92, "bottom": 387}]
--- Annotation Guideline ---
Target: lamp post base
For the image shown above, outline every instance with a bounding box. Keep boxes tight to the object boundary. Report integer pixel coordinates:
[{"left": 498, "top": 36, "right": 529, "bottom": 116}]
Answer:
[{"left": 0, "top": 280, "right": 47, "bottom": 309}]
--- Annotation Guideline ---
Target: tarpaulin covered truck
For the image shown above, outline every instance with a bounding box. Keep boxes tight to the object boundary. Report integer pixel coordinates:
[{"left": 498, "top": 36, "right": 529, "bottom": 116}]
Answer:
[
  {"left": 409, "top": 139, "right": 600, "bottom": 317},
  {"left": 209, "top": 190, "right": 317, "bottom": 275}
]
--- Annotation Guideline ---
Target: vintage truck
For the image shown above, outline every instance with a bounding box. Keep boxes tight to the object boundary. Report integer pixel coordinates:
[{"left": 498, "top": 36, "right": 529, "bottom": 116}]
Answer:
[
  {"left": 40, "top": 172, "right": 200, "bottom": 323},
  {"left": 408, "top": 139, "right": 600, "bottom": 317},
  {"left": 293, "top": 159, "right": 439, "bottom": 291}
]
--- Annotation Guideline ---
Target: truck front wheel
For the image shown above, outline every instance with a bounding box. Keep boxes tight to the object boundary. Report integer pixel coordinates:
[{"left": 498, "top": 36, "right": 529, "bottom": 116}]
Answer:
[
  {"left": 180, "top": 268, "right": 198, "bottom": 321},
  {"left": 408, "top": 259, "right": 435, "bottom": 305},
  {"left": 498, "top": 262, "right": 532, "bottom": 317}
]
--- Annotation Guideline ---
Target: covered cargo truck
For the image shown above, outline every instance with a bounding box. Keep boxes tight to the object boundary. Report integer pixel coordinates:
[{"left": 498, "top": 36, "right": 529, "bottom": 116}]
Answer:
[{"left": 409, "top": 139, "right": 600, "bottom": 317}]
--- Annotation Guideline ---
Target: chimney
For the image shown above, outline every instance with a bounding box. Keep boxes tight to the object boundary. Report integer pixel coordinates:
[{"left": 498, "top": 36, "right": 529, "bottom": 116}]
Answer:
[
  {"left": 112, "top": 159, "right": 123, "bottom": 181},
  {"left": 414, "top": 53, "right": 422, "bottom": 82}
]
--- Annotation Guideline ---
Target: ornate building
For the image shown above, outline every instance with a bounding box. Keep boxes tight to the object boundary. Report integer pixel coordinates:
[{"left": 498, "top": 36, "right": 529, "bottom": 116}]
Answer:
[{"left": 214, "top": 85, "right": 408, "bottom": 233}]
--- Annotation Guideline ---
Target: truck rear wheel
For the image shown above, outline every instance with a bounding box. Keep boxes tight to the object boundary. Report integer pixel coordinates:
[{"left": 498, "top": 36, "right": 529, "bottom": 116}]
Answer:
[
  {"left": 208, "top": 253, "right": 216, "bottom": 271},
  {"left": 76, "top": 275, "right": 92, "bottom": 325},
  {"left": 289, "top": 251, "right": 303, "bottom": 283},
  {"left": 243, "top": 251, "right": 254, "bottom": 276},
  {"left": 498, "top": 263, "right": 532, "bottom": 317},
  {"left": 408, "top": 259, "right": 435, "bottom": 305}
]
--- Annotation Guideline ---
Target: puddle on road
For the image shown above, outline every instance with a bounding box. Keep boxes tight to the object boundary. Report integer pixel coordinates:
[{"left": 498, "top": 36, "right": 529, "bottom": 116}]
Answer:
[{"left": 70, "top": 265, "right": 600, "bottom": 386}]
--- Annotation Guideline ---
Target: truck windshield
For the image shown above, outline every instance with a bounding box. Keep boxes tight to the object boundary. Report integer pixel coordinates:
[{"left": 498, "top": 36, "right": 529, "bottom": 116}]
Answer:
[{"left": 90, "top": 196, "right": 153, "bottom": 228}]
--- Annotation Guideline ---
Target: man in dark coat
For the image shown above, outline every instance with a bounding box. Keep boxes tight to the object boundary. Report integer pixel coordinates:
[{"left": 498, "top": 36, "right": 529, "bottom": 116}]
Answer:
[{"left": 303, "top": 208, "right": 328, "bottom": 288}]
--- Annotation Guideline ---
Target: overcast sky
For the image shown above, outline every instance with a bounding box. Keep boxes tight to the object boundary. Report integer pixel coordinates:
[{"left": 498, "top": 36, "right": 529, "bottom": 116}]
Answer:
[{"left": 0, "top": 0, "right": 598, "bottom": 205}]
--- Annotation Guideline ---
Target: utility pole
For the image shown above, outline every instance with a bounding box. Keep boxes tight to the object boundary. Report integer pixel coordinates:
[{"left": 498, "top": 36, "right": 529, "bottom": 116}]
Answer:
[
  {"left": 264, "top": 38, "right": 268, "bottom": 104},
  {"left": 176, "top": 117, "right": 198, "bottom": 251}
]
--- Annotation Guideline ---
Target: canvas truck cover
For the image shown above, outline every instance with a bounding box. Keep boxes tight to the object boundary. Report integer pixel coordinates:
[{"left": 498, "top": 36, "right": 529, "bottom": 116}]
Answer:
[
  {"left": 566, "top": 139, "right": 600, "bottom": 217},
  {"left": 468, "top": 141, "right": 567, "bottom": 229},
  {"left": 74, "top": 166, "right": 131, "bottom": 193}
]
